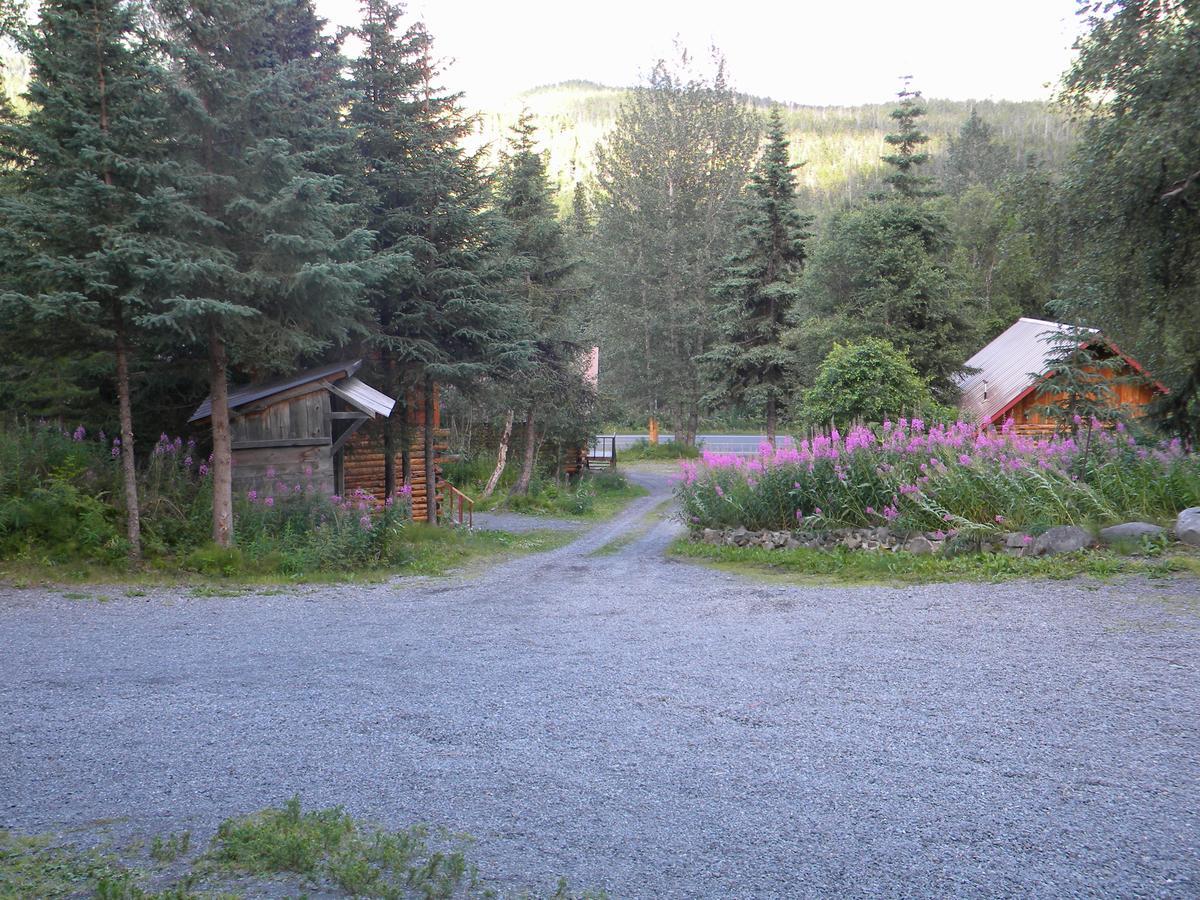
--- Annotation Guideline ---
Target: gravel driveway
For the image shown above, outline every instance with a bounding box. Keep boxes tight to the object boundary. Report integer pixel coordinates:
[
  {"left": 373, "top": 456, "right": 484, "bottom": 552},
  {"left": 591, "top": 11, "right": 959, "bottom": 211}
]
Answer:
[{"left": 2, "top": 467, "right": 1198, "bottom": 897}]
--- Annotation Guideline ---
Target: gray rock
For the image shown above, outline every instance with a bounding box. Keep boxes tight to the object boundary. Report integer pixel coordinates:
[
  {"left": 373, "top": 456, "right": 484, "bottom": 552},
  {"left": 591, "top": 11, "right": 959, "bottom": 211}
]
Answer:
[
  {"left": 1005, "top": 532, "right": 1029, "bottom": 549},
  {"left": 1176, "top": 507, "right": 1200, "bottom": 547},
  {"left": 1098, "top": 522, "right": 1165, "bottom": 546},
  {"left": 1033, "top": 525, "right": 1092, "bottom": 556},
  {"left": 904, "top": 536, "right": 935, "bottom": 555},
  {"left": 702, "top": 528, "right": 723, "bottom": 545}
]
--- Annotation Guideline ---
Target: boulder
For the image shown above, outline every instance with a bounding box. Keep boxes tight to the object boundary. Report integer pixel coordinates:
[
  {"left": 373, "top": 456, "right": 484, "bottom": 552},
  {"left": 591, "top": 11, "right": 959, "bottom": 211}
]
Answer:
[
  {"left": 904, "top": 536, "right": 935, "bottom": 555},
  {"left": 1098, "top": 522, "right": 1165, "bottom": 546},
  {"left": 1004, "top": 532, "right": 1028, "bottom": 549},
  {"left": 702, "top": 528, "right": 723, "bottom": 545},
  {"left": 1032, "top": 525, "right": 1092, "bottom": 556},
  {"left": 1176, "top": 507, "right": 1200, "bottom": 547},
  {"left": 730, "top": 526, "right": 751, "bottom": 547}
]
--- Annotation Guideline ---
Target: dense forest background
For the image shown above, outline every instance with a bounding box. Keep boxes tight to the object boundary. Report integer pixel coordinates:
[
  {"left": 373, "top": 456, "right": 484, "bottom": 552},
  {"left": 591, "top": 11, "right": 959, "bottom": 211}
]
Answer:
[{"left": 0, "top": 0, "right": 1197, "bottom": 556}]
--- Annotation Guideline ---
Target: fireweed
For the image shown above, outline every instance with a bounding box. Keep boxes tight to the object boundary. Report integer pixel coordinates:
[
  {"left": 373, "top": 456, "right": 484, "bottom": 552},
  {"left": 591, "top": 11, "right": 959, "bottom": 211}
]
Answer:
[
  {"left": 1, "top": 421, "right": 418, "bottom": 571},
  {"left": 676, "top": 418, "right": 1200, "bottom": 535}
]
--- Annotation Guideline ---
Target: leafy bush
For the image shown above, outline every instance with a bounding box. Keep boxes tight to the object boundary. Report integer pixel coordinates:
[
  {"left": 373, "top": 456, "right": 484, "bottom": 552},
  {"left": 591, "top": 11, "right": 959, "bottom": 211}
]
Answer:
[
  {"left": 801, "top": 339, "right": 951, "bottom": 427},
  {"left": 678, "top": 418, "right": 1200, "bottom": 536}
]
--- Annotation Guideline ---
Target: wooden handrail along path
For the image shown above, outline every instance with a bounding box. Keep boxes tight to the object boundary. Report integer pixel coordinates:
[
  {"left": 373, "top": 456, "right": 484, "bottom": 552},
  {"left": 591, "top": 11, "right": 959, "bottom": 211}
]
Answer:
[{"left": 441, "top": 482, "right": 474, "bottom": 528}]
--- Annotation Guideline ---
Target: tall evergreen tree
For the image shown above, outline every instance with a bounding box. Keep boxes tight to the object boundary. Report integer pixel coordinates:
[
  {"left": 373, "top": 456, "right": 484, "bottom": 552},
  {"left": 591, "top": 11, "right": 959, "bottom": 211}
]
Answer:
[
  {"left": 794, "top": 82, "right": 971, "bottom": 399},
  {"left": 496, "top": 110, "right": 579, "bottom": 495},
  {"left": 148, "top": 0, "right": 375, "bottom": 545},
  {"left": 882, "top": 80, "right": 933, "bottom": 199},
  {"left": 348, "top": 0, "right": 423, "bottom": 498},
  {"left": 350, "top": 6, "right": 527, "bottom": 518},
  {"left": 0, "top": 0, "right": 180, "bottom": 560},
  {"left": 702, "top": 107, "right": 810, "bottom": 445}
]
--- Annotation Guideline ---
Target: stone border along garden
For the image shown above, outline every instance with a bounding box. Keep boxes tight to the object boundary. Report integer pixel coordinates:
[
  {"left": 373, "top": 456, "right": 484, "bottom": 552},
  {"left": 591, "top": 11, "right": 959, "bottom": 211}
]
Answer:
[
  {"left": 699, "top": 511, "right": 1198, "bottom": 557},
  {"left": 676, "top": 418, "right": 1200, "bottom": 562}
]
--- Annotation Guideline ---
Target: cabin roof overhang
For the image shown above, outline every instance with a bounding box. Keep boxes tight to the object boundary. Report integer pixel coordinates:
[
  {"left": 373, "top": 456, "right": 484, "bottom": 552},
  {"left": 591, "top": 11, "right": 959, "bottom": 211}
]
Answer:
[{"left": 188, "top": 359, "right": 396, "bottom": 424}]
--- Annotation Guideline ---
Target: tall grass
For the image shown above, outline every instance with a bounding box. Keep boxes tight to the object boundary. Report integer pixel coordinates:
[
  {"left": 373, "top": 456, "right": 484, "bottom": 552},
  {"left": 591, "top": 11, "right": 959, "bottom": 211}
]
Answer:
[{"left": 677, "top": 418, "right": 1200, "bottom": 536}]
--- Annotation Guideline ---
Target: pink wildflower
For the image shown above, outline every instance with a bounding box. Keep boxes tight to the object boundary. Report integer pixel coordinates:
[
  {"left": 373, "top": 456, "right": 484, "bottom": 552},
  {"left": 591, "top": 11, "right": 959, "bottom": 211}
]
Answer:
[
  {"left": 995, "top": 515, "right": 1005, "bottom": 523},
  {"left": 198, "top": 464, "right": 209, "bottom": 476},
  {"left": 264, "top": 496, "right": 274, "bottom": 508},
  {"left": 359, "top": 515, "right": 371, "bottom": 529},
  {"left": 72, "top": 425, "right": 86, "bottom": 441}
]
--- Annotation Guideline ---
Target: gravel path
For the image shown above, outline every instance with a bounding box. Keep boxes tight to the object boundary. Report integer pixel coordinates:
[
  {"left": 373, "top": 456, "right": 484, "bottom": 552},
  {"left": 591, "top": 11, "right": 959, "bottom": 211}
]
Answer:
[{"left": 2, "top": 467, "right": 1198, "bottom": 897}]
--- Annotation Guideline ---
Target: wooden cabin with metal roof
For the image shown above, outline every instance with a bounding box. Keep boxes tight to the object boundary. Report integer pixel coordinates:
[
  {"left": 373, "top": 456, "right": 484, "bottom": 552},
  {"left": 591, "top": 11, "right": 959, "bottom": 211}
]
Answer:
[
  {"left": 188, "top": 360, "right": 454, "bottom": 521},
  {"left": 957, "top": 317, "right": 1164, "bottom": 433}
]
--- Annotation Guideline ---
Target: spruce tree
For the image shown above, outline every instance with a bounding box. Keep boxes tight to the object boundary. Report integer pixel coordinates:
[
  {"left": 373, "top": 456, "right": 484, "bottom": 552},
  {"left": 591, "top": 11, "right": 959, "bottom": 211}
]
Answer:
[
  {"left": 495, "top": 110, "right": 578, "bottom": 495},
  {"left": 796, "top": 82, "right": 971, "bottom": 400},
  {"left": 350, "top": 8, "right": 527, "bottom": 519},
  {"left": 702, "top": 107, "right": 810, "bottom": 445},
  {"left": 149, "top": 0, "right": 374, "bottom": 545},
  {"left": 882, "top": 80, "right": 934, "bottom": 199},
  {"left": 0, "top": 0, "right": 179, "bottom": 560}
]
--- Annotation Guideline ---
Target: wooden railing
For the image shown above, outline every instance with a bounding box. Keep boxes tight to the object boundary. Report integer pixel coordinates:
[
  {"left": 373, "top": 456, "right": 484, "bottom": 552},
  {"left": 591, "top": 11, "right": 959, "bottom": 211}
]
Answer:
[
  {"left": 441, "top": 482, "right": 475, "bottom": 528},
  {"left": 587, "top": 435, "right": 617, "bottom": 469}
]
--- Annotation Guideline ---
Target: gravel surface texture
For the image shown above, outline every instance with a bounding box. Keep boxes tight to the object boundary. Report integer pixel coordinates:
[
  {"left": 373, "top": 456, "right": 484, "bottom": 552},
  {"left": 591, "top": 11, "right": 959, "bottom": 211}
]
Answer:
[
  {"left": 471, "top": 510, "right": 586, "bottom": 533},
  {"left": 2, "top": 467, "right": 1199, "bottom": 898}
]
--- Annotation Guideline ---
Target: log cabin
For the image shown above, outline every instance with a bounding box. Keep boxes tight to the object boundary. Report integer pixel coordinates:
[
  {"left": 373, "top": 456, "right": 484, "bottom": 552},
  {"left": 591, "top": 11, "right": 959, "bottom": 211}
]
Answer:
[
  {"left": 188, "top": 360, "right": 448, "bottom": 521},
  {"left": 957, "top": 317, "right": 1165, "bottom": 434}
]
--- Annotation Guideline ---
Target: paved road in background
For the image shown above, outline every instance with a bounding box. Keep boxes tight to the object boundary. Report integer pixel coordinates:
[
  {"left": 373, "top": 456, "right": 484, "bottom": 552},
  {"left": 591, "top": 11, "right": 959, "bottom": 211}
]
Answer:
[
  {"left": 2, "top": 468, "right": 1198, "bottom": 897},
  {"left": 613, "top": 433, "right": 795, "bottom": 455}
]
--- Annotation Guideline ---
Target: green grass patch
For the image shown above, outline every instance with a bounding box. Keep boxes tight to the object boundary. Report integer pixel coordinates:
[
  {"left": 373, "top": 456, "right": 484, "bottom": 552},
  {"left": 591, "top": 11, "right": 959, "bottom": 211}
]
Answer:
[
  {"left": 1, "top": 798, "right": 605, "bottom": 898},
  {"left": 670, "top": 537, "right": 1200, "bottom": 585},
  {"left": 0, "top": 831, "right": 120, "bottom": 899},
  {"left": 474, "top": 470, "right": 647, "bottom": 520},
  {"left": 391, "top": 524, "right": 574, "bottom": 576},
  {"left": 1, "top": 526, "right": 573, "bottom": 588},
  {"left": 617, "top": 440, "right": 699, "bottom": 462}
]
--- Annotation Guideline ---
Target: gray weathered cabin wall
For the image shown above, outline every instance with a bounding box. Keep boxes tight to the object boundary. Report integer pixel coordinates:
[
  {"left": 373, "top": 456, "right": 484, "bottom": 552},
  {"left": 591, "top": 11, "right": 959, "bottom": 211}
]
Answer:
[{"left": 228, "top": 390, "right": 336, "bottom": 494}]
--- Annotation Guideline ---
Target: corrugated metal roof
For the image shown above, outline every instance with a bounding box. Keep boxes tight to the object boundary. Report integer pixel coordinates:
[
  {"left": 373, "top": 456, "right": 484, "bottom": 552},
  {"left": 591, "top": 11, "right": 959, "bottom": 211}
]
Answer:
[
  {"left": 337, "top": 376, "right": 395, "bottom": 418},
  {"left": 188, "top": 359, "right": 373, "bottom": 423},
  {"left": 957, "top": 318, "right": 1096, "bottom": 425}
]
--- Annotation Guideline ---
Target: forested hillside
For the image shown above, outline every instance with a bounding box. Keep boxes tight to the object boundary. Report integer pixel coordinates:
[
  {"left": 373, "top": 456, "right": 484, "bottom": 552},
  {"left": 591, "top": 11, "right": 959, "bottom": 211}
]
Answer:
[{"left": 472, "top": 80, "right": 1076, "bottom": 213}]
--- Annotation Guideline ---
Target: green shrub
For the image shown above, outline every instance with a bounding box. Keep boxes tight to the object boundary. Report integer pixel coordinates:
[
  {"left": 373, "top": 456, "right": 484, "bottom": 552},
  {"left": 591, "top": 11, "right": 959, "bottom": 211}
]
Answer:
[
  {"left": 801, "top": 339, "right": 946, "bottom": 427},
  {"left": 620, "top": 439, "right": 700, "bottom": 461}
]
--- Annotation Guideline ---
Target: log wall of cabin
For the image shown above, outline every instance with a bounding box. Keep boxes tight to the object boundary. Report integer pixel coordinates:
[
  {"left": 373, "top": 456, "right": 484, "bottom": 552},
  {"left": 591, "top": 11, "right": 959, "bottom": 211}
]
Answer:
[
  {"left": 342, "top": 425, "right": 449, "bottom": 519},
  {"left": 1006, "top": 363, "right": 1159, "bottom": 433}
]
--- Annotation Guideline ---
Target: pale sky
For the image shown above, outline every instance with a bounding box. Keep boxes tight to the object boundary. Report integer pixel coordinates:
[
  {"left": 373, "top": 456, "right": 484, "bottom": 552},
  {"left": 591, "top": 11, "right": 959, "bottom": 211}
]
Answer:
[{"left": 315, "top": 0, "right": 1086, "bottom": 107}]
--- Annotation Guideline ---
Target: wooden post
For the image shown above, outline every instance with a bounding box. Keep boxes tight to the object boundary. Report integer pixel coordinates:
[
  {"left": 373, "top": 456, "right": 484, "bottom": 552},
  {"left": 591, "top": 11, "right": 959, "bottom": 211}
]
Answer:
[
  {"left": 423, "top": 373, "right": 437, "bottom": 525},
  {"left": 649, "top": 417, "right": 659, "bottom": 445},
  {"left": 208, "top": 323, "right": 234, "bottom": 547}
]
